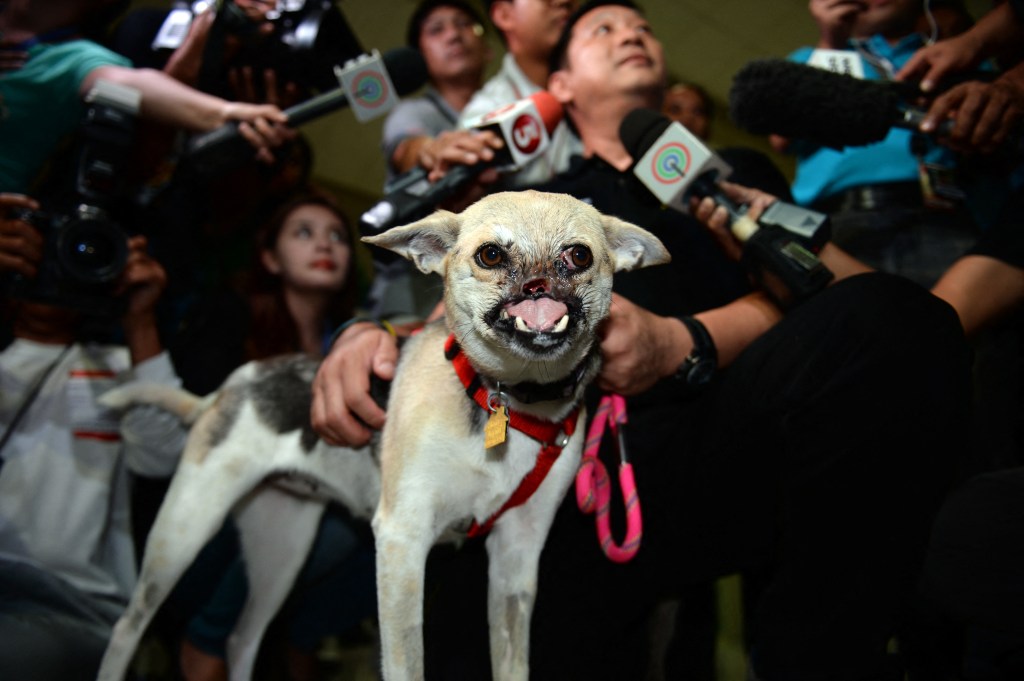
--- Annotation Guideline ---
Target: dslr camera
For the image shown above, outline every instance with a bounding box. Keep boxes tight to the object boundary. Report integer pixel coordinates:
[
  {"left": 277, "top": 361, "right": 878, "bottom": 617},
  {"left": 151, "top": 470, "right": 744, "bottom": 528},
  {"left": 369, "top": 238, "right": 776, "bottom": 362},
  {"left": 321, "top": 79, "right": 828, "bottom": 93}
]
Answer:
[
  {"left": 5, "top": 81, "right": 139, "bottom": 318},
  {"left": 154, "top": 0, "right": 364, "bottom": 93}
]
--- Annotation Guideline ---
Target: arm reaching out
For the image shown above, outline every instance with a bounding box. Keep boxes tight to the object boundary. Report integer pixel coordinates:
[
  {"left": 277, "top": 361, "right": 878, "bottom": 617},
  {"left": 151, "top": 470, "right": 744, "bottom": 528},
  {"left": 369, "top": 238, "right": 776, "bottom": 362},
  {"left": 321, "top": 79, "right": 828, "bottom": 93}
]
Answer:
[
  {"left": 82, "top": 65, "right": 290, "bottom": 163},
  {"left": 896, "top": 2, "right": 1022, "bottom": 92}
]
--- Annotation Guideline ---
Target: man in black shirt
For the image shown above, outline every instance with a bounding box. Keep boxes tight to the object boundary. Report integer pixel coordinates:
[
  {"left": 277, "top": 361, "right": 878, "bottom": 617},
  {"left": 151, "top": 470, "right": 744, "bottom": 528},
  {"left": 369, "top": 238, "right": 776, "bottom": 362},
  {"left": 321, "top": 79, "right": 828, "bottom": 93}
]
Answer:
[{"left": 311, "top": 2, "right": 972, "bottom": 679}]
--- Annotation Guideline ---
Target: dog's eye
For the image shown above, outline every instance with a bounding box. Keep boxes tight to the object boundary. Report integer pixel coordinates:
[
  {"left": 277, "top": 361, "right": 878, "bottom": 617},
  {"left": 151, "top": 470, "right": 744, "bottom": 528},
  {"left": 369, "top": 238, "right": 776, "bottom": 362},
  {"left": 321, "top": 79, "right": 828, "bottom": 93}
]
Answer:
[
  {"left": 562, "top": 245, "right": 593, "bottom": 271},
  {"left": 476, "top": 244, "right": 506, "bottom": 268}
]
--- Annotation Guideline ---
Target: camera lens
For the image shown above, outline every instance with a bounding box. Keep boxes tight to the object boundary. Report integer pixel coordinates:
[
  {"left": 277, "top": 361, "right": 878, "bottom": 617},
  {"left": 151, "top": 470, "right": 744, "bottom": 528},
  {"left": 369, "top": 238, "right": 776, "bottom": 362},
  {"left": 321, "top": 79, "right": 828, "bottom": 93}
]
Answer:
[{"left": 57, "top": 215, "right": 128, "bottom": 285}]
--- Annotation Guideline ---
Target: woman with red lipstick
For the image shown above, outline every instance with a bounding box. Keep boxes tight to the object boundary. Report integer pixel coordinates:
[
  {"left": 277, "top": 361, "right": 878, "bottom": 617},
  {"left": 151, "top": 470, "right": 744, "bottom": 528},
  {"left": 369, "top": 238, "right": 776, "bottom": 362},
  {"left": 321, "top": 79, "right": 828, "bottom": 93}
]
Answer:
[
  {"left": 245, "top": 192, "right": 359, "bottom": 362},
  {"left": 163, "top": 190, "right": 373, "bottom": 681},
  {"left": 171, "top": 190, "right": 362, "bottom": 396}
]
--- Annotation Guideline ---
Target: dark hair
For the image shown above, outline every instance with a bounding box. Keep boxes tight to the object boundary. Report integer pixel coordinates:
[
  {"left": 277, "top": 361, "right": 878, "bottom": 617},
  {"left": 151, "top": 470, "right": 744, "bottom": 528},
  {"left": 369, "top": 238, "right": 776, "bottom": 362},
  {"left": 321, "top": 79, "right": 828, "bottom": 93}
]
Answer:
[
  {"left": 244, "top": 190, "right": 358, "bottom": 360},
  {"left": 548, "top": 0, "right": 640, "bottom": 74},
  {"left": 665, "top": 79, "right": 714, "bottom": 119},
  {"left": 82, "top": 0, "right": 132, "bottom": 41},
  {"left": 406, "top": 0, "right": 486, "bottom": 48}
]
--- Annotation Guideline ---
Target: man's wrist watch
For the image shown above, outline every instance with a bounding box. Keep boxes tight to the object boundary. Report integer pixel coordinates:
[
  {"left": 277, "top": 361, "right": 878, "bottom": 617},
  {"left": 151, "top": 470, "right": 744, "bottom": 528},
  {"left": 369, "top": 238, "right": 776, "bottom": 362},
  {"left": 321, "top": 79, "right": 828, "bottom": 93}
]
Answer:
[{"left": 674, "top": 316, "right": 718, "bottom": 389}]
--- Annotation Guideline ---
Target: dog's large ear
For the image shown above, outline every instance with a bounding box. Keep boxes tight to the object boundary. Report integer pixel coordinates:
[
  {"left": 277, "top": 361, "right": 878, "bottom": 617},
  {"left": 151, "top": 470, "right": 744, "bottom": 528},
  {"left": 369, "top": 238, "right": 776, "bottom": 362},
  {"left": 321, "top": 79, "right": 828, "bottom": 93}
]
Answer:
[
  {"left": 362, "top": 210, "right": 461, "bottom": 275},
  {"left": 602, "top": 216, "right": 671, "bottom": 272}
]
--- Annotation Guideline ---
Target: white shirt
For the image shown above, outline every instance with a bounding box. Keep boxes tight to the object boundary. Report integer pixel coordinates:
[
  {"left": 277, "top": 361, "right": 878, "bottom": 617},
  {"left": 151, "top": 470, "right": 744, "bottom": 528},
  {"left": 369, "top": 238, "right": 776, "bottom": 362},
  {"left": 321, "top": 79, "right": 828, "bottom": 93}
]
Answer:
[
  {"left": 459, "top": 53, "right": 582, "bottom": 188},
  {"left": 0, "top": 341, "right": 186, "bottom": 610}
]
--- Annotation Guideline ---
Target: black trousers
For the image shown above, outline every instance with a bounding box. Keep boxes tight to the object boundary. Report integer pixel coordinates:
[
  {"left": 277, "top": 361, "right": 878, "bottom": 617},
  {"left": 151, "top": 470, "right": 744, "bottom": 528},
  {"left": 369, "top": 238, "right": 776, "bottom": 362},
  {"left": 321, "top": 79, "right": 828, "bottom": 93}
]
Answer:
[
  {"left": 920, "top": 467, "right": 1024, "bottom": 680},
  {"left": 422, "top": 273, "right": 973, "bottom": 681}
]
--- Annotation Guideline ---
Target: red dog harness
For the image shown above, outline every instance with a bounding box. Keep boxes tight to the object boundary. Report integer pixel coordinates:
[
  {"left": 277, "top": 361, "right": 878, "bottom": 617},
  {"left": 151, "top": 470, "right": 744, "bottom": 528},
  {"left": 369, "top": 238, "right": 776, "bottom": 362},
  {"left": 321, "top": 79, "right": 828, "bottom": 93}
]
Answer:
[{"left": 445, "top": 335, "right": 580, "bottom": 537}]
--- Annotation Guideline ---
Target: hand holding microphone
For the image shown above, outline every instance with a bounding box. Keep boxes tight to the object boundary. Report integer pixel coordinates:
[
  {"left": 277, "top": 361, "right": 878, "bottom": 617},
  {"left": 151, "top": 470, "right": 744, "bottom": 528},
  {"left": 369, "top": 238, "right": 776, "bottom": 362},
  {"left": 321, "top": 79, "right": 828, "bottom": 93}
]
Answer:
[
  {"left": 417, "top": 128, "right": 506, "bottom": 183},
  {"left": 915, "top": 78, "right": 1024, "bottom": 155},
  {"left": 691, "top": 181, "right": 778, "bottom": 262},
  {"left": 728, "top": 58, "right": 1022, "bottom": 154},
  {"left": 183, "top": 46, "right": 428, "bottom": 178},
  {"left": 620, "top": 108, "right": 834, "bottom": 307},
  {"left": 360, "top": 91, "right": 564, "bottom": 236}
]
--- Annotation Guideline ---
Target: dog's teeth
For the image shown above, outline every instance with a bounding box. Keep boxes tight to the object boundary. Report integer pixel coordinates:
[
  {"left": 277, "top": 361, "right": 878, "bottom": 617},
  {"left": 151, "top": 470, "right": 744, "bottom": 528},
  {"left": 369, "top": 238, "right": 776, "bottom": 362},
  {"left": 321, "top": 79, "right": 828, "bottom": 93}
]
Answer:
[
  {"left": 500, "top": 309, "right": 510, "bottom": 320},
  {"left": 515, "top": 317, "right": 529, "bottom": 332},
  {"left": 553, "top": 314, "right": 569, "bottom": 334}
]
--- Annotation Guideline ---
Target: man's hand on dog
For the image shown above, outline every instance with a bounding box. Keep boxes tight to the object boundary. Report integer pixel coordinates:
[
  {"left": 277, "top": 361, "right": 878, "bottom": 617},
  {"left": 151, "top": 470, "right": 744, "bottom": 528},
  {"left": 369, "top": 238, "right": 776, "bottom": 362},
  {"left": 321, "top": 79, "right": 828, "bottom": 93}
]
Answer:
[
  {"left": 312, "top": 322, "right": 399, "bottom": 447},
  {"left": 597, "top": 293, "right": 691, "bottom": 396}
]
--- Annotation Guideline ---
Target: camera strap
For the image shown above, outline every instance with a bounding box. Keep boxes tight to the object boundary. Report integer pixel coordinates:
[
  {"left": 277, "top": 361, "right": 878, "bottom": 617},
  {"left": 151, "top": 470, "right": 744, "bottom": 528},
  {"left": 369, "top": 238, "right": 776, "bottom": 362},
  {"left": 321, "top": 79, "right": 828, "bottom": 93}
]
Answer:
[{"left": 0, "top": 345, "right": 71, "bottom": 471}]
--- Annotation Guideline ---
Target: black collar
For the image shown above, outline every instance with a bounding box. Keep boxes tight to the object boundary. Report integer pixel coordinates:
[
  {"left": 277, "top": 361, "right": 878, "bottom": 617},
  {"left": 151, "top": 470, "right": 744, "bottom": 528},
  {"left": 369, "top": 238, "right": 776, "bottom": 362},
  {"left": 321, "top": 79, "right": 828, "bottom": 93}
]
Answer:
[{"left": 496, "top": 343, "right": 600, "bottom": 405}]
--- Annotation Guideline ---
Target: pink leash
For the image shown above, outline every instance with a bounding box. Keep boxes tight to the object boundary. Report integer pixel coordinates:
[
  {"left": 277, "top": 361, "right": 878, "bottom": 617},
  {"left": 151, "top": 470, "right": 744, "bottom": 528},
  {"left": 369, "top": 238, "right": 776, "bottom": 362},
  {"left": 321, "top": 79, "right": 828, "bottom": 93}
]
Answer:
[{"left": 575, "top": 393, "right": 643, "bottom": 563}]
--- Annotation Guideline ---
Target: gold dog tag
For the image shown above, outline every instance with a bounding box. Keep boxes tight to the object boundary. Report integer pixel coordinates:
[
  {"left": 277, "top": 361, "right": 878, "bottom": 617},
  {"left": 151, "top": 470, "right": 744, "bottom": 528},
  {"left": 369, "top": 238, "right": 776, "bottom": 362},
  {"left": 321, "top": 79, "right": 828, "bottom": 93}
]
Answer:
[{"left": 485, "top": 405, "right": 509, "bottom": 448}]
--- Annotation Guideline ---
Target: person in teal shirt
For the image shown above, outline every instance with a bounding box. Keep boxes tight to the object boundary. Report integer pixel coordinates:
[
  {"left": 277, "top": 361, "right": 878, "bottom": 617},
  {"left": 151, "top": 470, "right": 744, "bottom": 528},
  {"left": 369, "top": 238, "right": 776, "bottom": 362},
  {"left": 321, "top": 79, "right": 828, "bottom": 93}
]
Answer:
[
  {"left": 774, "top": 0, "right": 994, "bottom": 288},
  {"left": 0, "top": 0, "right": 290, "bottom": 195},
  {"left": 0, "top": 38, "right": 131, "bottom": 193}
]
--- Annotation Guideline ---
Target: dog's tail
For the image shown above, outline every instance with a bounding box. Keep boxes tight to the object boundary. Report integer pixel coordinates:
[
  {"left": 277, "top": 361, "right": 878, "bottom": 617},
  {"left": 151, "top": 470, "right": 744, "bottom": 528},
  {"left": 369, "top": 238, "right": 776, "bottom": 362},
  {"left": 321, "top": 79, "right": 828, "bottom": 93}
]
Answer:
[{"left": 99, "top": 383, "right": 214, "bottom": 426}]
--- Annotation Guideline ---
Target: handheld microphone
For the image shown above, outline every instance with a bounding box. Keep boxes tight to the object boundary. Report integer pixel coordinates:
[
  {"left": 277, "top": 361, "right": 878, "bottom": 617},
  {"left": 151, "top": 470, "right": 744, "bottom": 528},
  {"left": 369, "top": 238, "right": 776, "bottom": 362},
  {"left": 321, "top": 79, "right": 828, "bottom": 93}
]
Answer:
[
  {"left": 620, "top": 108, "right": 833, "bottom": 307},
  {"left": 728, "top": 58, "right": 954, "bottom": 149},
  {"left": 622, "top": 106, "right": 735, "bottom": 215},
  {"left": 360, "top": 91, "right": 564, "bottom": 235},
  {"left": 183, "top": 46, "right": 428, "bottom": 177}
]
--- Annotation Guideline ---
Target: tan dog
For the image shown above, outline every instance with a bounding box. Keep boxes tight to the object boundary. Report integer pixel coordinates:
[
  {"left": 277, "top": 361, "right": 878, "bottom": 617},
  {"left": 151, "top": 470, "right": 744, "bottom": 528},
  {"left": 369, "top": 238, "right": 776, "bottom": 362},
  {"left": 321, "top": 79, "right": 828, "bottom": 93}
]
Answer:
[{"left": 95, "top": 190, "right": 668, "bottom": 681}]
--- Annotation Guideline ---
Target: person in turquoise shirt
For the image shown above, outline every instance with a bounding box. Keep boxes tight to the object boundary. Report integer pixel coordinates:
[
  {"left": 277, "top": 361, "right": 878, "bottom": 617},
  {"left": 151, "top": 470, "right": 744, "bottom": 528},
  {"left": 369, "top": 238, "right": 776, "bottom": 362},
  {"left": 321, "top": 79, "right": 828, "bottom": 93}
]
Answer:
[
  {"left": 0, "top": 38, "right": 131, "bottom": 193},
  {"left": 773, "top": 0, "right": 988, "bottom": 288},
  {"left": 0, "top": 0, "right": 291, "bottom": 195},
  {"left": 786, "top": 33, "right": 954, "bottom": 209}
]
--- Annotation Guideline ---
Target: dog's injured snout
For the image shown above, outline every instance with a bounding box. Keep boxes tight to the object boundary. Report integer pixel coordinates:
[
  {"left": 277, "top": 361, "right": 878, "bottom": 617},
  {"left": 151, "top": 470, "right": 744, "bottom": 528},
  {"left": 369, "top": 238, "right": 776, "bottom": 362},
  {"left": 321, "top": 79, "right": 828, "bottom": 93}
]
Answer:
[{"left": 522, "top": 278, "right": 548, "bottom": 296}]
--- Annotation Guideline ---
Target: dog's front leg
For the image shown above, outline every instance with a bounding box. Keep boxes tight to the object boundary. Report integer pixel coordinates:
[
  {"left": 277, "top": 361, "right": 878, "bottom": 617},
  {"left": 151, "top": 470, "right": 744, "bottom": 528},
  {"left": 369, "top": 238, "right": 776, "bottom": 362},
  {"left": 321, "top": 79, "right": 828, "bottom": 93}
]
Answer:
[
  {"left": 485, "top": 430, "right": 585, "bottom": 681},
  {"left": 373, "top": 506, "right": 437, "bottom": 681},
  {"left": 226, "top": 488, "right": 327, "bottom": 681},
  {"left": 485, "top": 517, "right": 540, "bottom": 681}
]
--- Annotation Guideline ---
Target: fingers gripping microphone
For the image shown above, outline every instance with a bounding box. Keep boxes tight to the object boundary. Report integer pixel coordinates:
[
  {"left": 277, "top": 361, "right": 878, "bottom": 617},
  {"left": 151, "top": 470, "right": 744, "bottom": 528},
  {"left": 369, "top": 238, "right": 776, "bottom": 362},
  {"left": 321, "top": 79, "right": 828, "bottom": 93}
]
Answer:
[
  {"left": 728, "top": 58, "right": 949, "bottom": 149},
  {"left": 359, "top": 91, "right": 564, "bottom": 235},
  {"left": 620, "top": 108, "right": 833, "bottom": 307},
  {"left": 184, "top": 46, "right": 428, "bottom": 176}
]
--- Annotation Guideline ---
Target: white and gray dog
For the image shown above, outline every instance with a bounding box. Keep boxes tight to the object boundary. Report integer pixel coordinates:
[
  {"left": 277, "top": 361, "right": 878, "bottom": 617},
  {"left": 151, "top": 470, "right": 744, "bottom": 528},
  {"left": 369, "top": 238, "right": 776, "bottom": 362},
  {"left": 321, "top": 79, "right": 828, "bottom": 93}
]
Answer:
[{"left": 97, "top": 190, "right": 668, "bottom": 681}]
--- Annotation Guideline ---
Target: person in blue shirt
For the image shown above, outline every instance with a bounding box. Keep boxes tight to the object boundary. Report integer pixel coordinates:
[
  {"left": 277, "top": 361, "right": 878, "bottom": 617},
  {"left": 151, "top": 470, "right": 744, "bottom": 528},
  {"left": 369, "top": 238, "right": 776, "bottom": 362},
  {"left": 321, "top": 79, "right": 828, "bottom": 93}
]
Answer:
[{"left": 773, "top": 0, "right": 988, "bottom": 288}]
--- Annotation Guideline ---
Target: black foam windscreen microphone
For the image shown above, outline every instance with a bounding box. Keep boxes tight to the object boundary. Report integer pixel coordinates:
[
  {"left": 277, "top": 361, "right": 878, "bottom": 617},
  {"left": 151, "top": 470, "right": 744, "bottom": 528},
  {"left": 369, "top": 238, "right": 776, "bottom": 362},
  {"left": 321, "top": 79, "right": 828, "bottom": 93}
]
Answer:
[
  {"left": 728, "top": 58, "right": 945, "bottom": 149},
  {"left": 183, "top": 46, "right": 428, "bottom": 177}
]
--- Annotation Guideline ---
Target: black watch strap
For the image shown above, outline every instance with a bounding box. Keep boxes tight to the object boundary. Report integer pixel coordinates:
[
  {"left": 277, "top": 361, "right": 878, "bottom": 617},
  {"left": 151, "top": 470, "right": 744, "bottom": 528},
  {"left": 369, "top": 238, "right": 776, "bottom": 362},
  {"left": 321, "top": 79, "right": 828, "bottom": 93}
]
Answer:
[{"left": 675, "top": 316, "right": 718, "bottom": 389}]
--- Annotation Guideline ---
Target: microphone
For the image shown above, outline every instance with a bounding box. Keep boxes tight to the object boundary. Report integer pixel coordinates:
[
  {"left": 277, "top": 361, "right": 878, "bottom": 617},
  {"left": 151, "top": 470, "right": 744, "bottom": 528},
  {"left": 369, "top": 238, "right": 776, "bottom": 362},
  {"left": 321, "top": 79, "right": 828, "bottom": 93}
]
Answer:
[
  {"left": 360, "top": 91, "right": 564, "bottom": 235},
  {"left": 183, "top": 47, "right": 428, "bottom": 176},
  {"left": 620, "top": 108, "right": 833, "bottom": 307},
  {"left": 620, "top": 107, "right": 736, "bottom": 214},
  {"left": 728, "top": 58, "right": 952, "bottom": 149}
]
